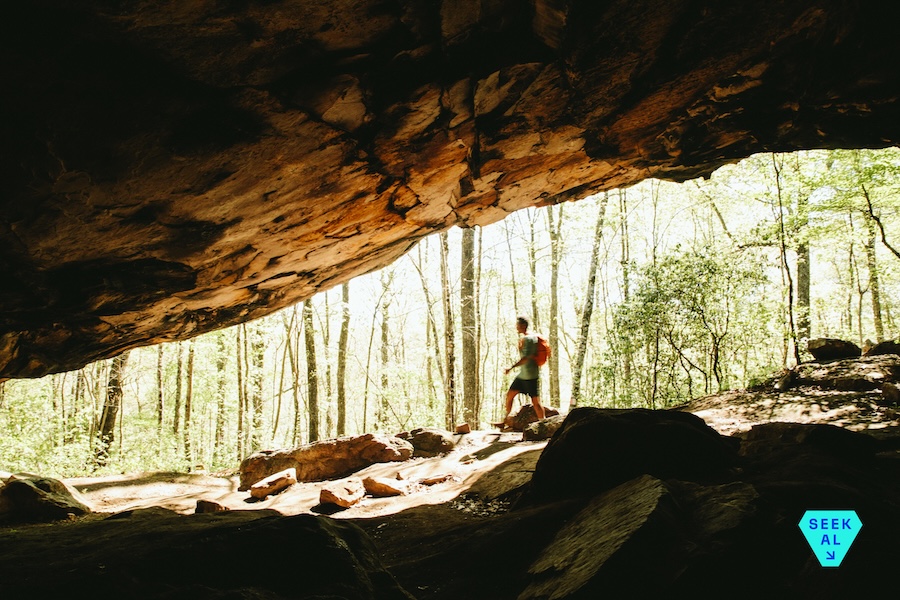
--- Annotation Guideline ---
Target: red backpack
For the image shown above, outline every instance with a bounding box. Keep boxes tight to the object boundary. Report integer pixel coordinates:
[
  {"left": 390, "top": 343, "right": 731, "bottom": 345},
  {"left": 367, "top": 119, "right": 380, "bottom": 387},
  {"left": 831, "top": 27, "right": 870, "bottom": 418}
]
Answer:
[{"left": 534, "top": 334, "right": 551, "bottom": 367}]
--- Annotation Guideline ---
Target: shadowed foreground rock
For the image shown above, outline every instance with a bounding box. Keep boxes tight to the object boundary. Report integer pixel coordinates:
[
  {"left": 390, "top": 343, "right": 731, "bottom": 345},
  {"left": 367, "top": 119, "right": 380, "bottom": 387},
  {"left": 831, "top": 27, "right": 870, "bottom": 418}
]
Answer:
[
  {"left": 521, "top": 407, "right": 740, "bottom": 505},
  {"left": 367, "top": 410, "right": 900, "bottom": 598},
  {"left": 0, "top": 509, "right": 414, "bottom": 599}
]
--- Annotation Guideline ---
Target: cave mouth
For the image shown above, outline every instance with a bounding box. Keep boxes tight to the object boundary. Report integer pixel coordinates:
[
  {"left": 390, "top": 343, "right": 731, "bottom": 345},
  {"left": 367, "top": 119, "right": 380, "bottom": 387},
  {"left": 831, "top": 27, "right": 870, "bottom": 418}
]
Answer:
[{"left": 1, "top": 146, "right": 897, "bottom": 478}]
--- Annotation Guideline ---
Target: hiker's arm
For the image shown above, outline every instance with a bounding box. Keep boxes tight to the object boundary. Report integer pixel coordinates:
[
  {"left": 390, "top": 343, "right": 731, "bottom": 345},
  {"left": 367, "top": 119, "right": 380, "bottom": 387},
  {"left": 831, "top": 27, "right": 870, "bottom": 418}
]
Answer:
[
  {"left": 504, "top": 340, "right": 536, "bottom": 374},
  {"left": 504, "top": 356, "right": 528, "bottom": 374}
]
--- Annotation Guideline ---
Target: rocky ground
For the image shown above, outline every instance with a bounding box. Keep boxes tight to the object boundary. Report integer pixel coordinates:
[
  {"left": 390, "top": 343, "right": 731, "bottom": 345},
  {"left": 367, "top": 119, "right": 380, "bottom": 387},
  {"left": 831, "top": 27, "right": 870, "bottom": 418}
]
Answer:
[{"left": 1, "top": 353, "right": 899, "bottom": 599}]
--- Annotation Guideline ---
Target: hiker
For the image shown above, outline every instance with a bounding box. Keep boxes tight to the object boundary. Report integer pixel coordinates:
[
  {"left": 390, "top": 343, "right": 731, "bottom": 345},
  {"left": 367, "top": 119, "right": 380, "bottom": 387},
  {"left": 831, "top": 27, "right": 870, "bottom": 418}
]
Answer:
[{"left": 497, "top": 316, "right": 545, "bottom": 425}]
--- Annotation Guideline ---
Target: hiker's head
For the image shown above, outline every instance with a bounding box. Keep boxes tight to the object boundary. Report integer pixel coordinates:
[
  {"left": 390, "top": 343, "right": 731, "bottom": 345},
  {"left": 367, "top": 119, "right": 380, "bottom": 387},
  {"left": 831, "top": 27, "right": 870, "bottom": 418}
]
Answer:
[{"left": 516, "top": 316, "right": 529, "bottom": 333}]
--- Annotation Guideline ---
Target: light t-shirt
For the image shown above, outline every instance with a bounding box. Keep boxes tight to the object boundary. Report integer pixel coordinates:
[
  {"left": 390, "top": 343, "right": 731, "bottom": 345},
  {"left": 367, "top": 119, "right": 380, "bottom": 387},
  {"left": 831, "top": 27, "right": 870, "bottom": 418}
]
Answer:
[{"left": 516, "top": 334, "right": 539, "bottom": 380}]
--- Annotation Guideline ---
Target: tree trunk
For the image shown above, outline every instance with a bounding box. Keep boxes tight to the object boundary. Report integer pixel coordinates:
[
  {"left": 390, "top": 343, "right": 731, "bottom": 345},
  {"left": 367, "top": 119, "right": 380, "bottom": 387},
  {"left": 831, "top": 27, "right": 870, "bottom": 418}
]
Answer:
[
  {"left": 249, "top": 323, "right": 265, "bottom": 450},
  {"left": 797, "top": 193, "right": 811, "bottom": 341},
  {"left": 619, "top": 190, "right": 632, "bottom": 388},
  {"left": 235, "top": 325, "right": 245, "bottom": 461},
  {"left": 337, "top": 282, "right": 350, "bottom": 436},
  {"left": 527, "top": 210, "right": 540, "bottom": 332},
  {"left": 412, "top": 243, "right": 445, "bottom": 412},
  {"left": 183, "top": 339, "right": 195, "bottom": 465},
  {"left": 303, "top": 299, "right": 320, "bottom": 441},
  {"left": 94, "top": 351, "right": 129, "bottom": 468},
  {"left": 864, "top": 213, "right": 885, "bottom": 342},
  {"left": 323, "top": 291, "right": 334, "bottom": 437},
  {"left": 214, "top": 332, "right": 227, "bottom": 465},
  {"left": 504, "top": 219, "right": 519, "bottom": 314},
  {"left": 70, "top": 369, "right": 85, "bottom": 444},
  {"left": 547, "top": 205, "right": 563, "bottom": 407},
  {"left": 440, "top": 231, "right": 456, "bottom": 429},
  {"left": 461, "top": 226, "right": 478, "bottom": 426},
  {"left": 475, "top": 226, "right": 484, "bottom": 424},
  {"left": 572, "top": 193, "right": 609, "bottom": 407},
  {"left": 863, "top": 183, "right": 900, "bottom": 261},
  {"left": 379, "top": 272, "right": 391, "bottom": 429},
  {"left": 156, "top": 345, "right": 164, "bottom": 437},
  {"left": 281, "top": 307, "right": 302, "bottom": 445},
  {"left": 772, "top": 154, "right": 801, "bottom": 365},
  {"left": 173, "top": 341, "right": 183, "bottom": 436}
]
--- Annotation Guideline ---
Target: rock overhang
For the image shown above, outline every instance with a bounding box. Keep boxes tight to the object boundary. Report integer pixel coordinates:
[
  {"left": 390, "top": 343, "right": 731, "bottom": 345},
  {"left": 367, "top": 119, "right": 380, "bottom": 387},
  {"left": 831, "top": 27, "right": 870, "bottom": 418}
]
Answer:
[{"left": 1, "top": 1, "right": 899, "bottom": 379}]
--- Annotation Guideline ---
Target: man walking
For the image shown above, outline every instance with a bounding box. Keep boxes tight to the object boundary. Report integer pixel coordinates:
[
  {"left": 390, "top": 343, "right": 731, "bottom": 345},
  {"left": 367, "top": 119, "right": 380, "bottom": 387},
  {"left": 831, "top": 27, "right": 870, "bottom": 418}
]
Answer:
[{"left": 496, "top": 316, "right": 545, "bottom": 426}]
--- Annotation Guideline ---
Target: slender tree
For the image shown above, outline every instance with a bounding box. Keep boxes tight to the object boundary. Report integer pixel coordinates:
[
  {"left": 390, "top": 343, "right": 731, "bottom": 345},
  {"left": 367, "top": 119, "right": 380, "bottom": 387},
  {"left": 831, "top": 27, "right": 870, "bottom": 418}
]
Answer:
[
  {"left": 863, "top": 210, "right": 885, "bottom": 342},
  {"left": 572, "top": 193, "right": 608, "bottom": 407},
  {"left": 94, "top": 352, "right": 129, "bottom": 468},
  {"left": 249, "top": 323, "right": 266, "bottom": 450},
  {"left": 796, "top": 190, "right": 811, "bottom": 341},
  {"left": 619, "top": 189, "right": 633, "bottom": 392},
  {"left": 504, "top": 219, "right": 519, "bottom": 314},
  {"left": 440, "top": 231, "right": 457, "bottom": 428},
  {"left": 461, "top": 226, "right": 478, "bottom": 426},
  {"left": 235, "top": 325, "right": 245, "bottom": 461},
  {"left": 337, "top": 282, "right": 350, "bottom": 436},
  {"left": 379, "top": 273, "right": 392, "bottom": 429},
  {"left": 547, "top": 205, "right": 564, "bottom": 407},
  {"left": 183, "top": 339, "right": 195, "bottom": 465},
  {"left": 172, "top": 341, "right": 183, "bottom": 436},
  {"left": 412, "top": 243, "right": 445, "bottom": 411},
  {"left": 303, "top": 299, "right": 320, "bottom": 441},
  {"left": 527, "top": 210, "right": 540, "bottom": 332},
  {"left": 214, "top": 332, "right": 227, "bottom": 465},
  {"left": 772, "top": 154, "right": 801, "bottom": 366},
  {"left": 864, "top": 185, "right": 900, "bottom": 261},
  {"left": 156, "top": 345, "right": 164, "bottom": 437}
]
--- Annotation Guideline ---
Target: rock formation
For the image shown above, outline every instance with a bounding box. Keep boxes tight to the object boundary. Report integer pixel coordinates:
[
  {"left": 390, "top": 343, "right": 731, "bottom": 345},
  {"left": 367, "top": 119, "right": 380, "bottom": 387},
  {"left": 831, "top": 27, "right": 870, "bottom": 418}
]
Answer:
[
  {"left": 239, "top": 433, "right": 414, "bottom": 488},
  {"left": 2, "top": 1, "right": 899, "bottom": 379}
]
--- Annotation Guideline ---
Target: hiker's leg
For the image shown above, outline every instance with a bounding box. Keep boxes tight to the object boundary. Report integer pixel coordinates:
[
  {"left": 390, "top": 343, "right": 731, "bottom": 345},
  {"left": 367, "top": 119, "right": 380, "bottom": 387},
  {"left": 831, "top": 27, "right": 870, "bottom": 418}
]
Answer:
[
  {"left": 505, "top": 388, "right": 518, "bottom": 418},
  {"left": 531, "top": 396, "right": 545, "bottom": 420}
]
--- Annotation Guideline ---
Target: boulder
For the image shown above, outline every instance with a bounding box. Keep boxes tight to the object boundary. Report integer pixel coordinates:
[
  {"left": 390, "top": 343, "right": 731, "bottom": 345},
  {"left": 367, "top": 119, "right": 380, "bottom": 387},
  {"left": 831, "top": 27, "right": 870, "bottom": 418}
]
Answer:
[
  {"left": 194, "top": 499, "right": 229, "bottom": 514},
  {"left": 522, "top": 407, "right": 739, "bottom": 505},
  {"left": 363, "top": 476, "right": 406, "bottom": 498},
  {"left": 320, "top": 478, "right": 366, "bottom": 509},
  {"left": 0, "top": 476, "right": 91, "bottom": 523},
  {"left": 807, "top": 338, "right": 862, "bottom": 361},
  {"left": 504, "top": 404, "right": 561, "bottom": 431},
  {"left": 883, "top": 382, "right": 900, "bottom": 406},
  {"left": 397, "top": 427, "right": 456, "bottom": 457},
  {"left": 249, "top": 467, "right": 297, "bottom": 500},
  {"left": 523, "top": 413, "right": 566, "bottom": 441},
  {"left": 865, "top": 339, "right": 900, "bottom": 357},
  {"left": 239, "top": 433, "right": 413, "bottom": 489},
  {"left": 791, "top": 354, "right": 900, "bottom": 391}
]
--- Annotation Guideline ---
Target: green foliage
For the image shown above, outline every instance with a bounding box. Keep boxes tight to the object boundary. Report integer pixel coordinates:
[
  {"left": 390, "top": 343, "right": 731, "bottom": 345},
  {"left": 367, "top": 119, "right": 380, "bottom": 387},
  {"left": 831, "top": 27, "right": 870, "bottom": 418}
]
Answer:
[{"left": 599, "top": 243, "right": 772, "bottom": 408}]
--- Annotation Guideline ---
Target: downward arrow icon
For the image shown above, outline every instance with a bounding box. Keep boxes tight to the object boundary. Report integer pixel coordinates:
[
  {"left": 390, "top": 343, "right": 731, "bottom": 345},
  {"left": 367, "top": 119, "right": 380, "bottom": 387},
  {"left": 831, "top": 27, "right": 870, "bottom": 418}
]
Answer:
[{"left": 826, "top": 551, "right": 835, "bottom": 560}]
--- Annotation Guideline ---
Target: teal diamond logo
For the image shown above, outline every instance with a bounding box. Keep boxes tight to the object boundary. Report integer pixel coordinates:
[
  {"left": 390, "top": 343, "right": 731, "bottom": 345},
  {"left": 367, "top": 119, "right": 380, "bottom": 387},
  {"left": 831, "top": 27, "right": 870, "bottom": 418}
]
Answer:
[{"left": 798, "top": 510, "right": 862, "bottom": 567}]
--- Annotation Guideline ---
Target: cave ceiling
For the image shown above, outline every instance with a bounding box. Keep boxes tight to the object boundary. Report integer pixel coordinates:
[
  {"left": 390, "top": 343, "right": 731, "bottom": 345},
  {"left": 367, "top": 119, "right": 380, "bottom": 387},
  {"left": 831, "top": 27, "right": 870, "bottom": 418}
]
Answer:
[{"left": 1, "top": 1, "right": 899, "bottom": 379}]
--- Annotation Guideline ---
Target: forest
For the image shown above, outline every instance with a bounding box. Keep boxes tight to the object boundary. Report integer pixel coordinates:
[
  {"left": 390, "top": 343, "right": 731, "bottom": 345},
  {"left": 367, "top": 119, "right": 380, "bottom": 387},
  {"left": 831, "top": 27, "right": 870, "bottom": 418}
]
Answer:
[{"left": 2, "top": 147, "right": 898, "bottom": 477}]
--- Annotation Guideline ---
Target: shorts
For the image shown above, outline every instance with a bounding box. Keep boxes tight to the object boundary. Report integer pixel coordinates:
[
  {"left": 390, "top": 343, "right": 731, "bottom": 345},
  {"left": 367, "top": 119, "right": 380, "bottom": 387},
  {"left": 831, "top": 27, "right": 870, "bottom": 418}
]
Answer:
[{"left": 508, "top": 377, "right": 540, "bottom": 398}]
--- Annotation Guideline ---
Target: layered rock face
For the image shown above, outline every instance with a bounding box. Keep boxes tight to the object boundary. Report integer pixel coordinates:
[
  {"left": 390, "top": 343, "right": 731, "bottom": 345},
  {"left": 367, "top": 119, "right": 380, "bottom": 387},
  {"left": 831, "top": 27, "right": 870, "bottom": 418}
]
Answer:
[{"left": 2, "top": 1, "right": 899, "bottom": 378}]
